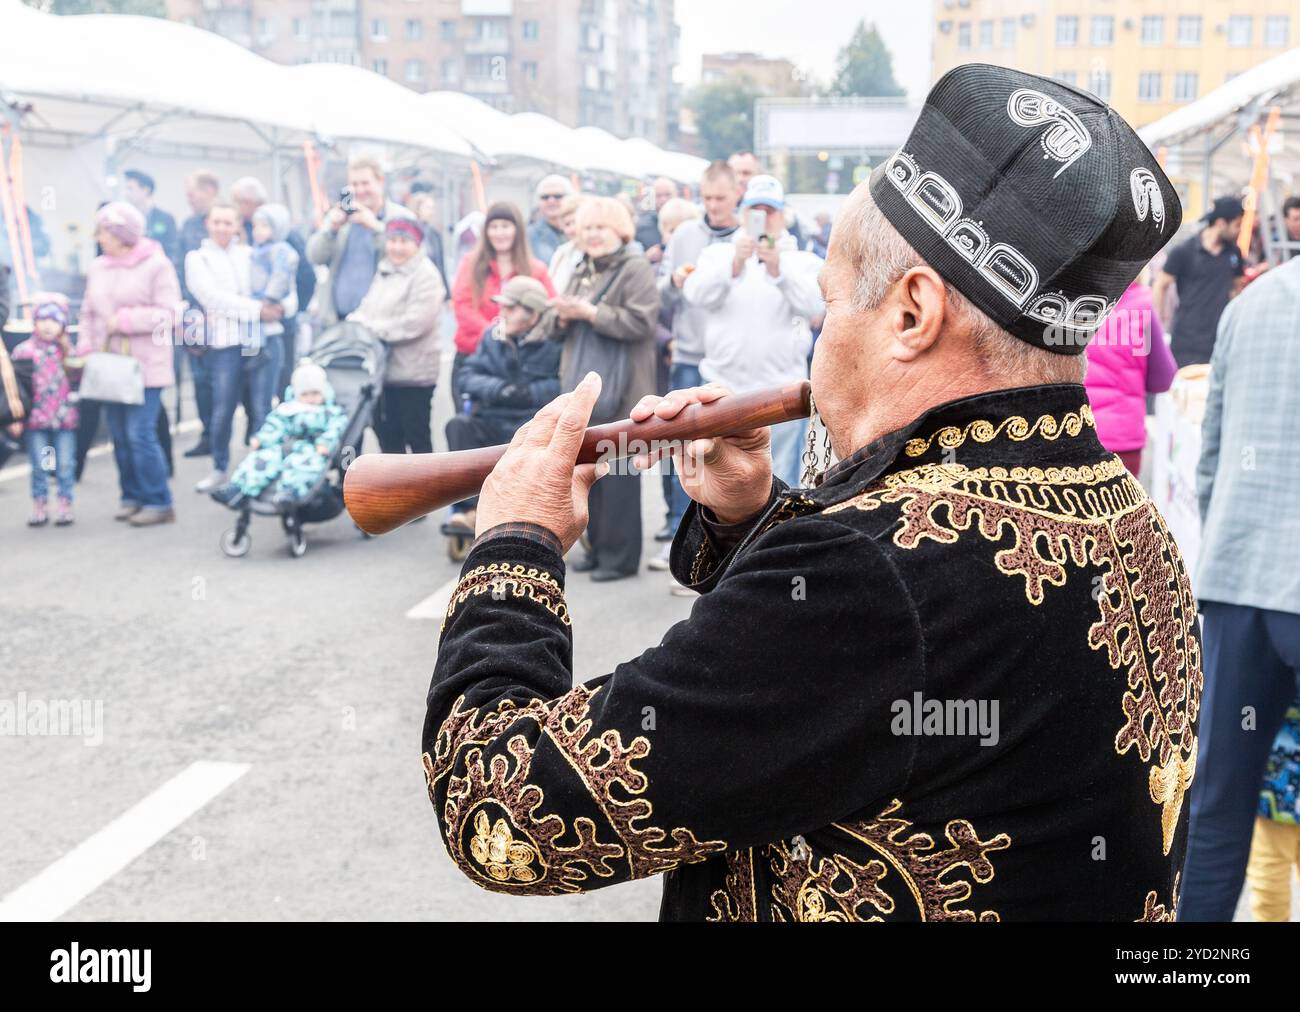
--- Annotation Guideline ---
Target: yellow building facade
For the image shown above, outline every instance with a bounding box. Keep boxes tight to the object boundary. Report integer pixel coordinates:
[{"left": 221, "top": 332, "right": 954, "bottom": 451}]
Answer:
[{"left": 931, "top": 1, "right": 1294, "bottom": 128}]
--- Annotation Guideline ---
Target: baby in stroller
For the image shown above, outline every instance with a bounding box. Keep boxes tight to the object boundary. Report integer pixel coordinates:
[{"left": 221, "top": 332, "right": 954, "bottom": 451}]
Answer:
[{"left": 210, "top": 360, "right": 346, "bottom": 510}]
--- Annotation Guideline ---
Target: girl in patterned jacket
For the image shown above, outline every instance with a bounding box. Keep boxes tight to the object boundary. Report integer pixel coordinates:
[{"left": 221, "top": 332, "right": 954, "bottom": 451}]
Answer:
[
  {"left": 10, "top": 293, "right": 79, "bottom": 526},
  {"left": 208, "top": 360, "right": 346, "bottom": 511}
]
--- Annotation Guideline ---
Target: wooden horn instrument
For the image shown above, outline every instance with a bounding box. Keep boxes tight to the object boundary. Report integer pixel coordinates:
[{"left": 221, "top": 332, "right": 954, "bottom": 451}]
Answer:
[{"left": 343, "top": 380, "right": 812, "bottom": 536}]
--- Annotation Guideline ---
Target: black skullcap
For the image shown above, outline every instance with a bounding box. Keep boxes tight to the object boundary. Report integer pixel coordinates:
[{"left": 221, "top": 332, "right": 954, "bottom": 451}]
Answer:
[{"left": 870, "top": 63, "right": 1183, "bottom": 355}]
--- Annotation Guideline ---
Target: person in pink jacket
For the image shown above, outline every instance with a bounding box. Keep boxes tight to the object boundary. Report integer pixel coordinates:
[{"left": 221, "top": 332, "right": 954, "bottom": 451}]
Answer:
[
  {"left": 1084, "top": 278, "right": 1178, "bottom": 476},
  {"left": 449, "top": 202, "right": 555, "bottom": 406},
  {"left": 79, "top": 201, "right": 181, "bottom": 525}
]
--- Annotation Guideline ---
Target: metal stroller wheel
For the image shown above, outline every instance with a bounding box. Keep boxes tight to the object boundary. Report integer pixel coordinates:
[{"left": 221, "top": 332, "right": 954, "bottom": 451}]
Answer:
[
  {"left": 447, "top": 534, "right": 471, "bottom": 562},
  {"left": 289, "top": 528, "right": 307, "bottom": 558},
  {"left": 220, "top": 528, "right": 251, "bottom": 558}
]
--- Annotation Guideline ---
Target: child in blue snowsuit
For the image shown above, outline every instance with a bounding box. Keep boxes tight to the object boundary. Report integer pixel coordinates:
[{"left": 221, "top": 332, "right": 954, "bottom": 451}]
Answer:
[{"left": 209, "top": 360, "right": 346, "bottom": 510}]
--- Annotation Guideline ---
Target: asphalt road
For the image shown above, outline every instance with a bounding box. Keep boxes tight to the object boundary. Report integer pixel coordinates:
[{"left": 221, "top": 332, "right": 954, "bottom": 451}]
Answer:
[
  {"left": 0, "top": 371, "right": 693, "bottom": 922},
  {"left": 0, "top": 370, "right": 1286, "bottom": 922}
]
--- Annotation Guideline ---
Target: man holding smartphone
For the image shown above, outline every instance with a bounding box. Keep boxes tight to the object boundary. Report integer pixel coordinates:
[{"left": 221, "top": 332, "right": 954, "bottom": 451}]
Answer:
[{"left": 682, "top": 173, "right": 824, "bottom": 486}]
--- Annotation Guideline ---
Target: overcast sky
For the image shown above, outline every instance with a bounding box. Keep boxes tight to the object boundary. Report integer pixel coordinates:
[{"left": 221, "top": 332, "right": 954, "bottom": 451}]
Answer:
[{"left": 675, "top": 1, "right": 933, "bottom": 102}]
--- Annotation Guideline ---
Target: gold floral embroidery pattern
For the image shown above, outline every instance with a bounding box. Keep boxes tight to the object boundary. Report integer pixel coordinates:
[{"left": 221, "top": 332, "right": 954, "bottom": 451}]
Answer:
[
  {"left": 904, "top": 404, "right": 1095, "bottom": 458},
  {"left": 442, "top": 562, "right": 569, "bottom": 630},
  {"left": 761, "top": 800, "right": 1009, "bottom": 922},
  {"left": 1137, "top": 873, "right": 1181, "bottom": 922},
  {"left": 707, "top": 851, "right": 759, "bottom": 922},
  {"left": 468, "top": 808, "right": 543, "bottom": 883},
  {"left": 424, "top": 686, "right": 726, "bottom": 895},
  {"left": 827, "top": 458, "right": 1202, "bottom": 854}
]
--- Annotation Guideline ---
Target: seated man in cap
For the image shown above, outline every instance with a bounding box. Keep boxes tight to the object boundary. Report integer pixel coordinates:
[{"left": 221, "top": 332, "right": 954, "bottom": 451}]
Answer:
[
  {"left": 419, "top": 66, "right": 1199, "bottom": 921},
  {"left": 442, "top": 275, "right": 561, "bottom": 538}
]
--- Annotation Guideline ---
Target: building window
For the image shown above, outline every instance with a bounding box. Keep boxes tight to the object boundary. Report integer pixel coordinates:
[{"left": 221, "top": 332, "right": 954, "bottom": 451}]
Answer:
[
  {"left": 405, "top": 19, "right": 423, "bottom": 42},
  {"left": 441, "top": 59, "right": 458, "bottom": 84},
  {"left": 1000, "top": 17, "right": 1016, "bottom": 47},
  {"left": 1138, "top": 72, "right": 1161, "bottom": 102},
  {"left": 1140, "top": 16, "right": 1163, "bottom": 46},
  {"left": 1053, "top": 70, "right": 1077, "bottom": 86},
  {"left": 522, "top": 19, "right": 539, "bottom": 41},
  {"left": 440, "top": 20, "right": 456, "bottom": 41},
  {"left": 1090, "top": 16, "right": 1113, "bottom": 47},
  {"left": 370, "top": 18, "right": 387, "bottom": 42},
  {"left": 372, "top": 58, "right": 388, "bottom": 76},
  {"left": 1174, "top": 72, "right": 1198, "bottom": 102},
  {"left": 522, "top": 60, "right": 538, "bottom": 80},
  {"left": 957, "top": 21, "right": 970, "bottom": 49},
  {"left": 1176, "top": 15, "right": 1201, "bottom": 46},
  {"left": 292, "top": 17, "right": 305, "bottom": 39},
  {"left": 1088, "top": 70, "right": 1111, "bottom": 102},
  {"left": 978, "top": 19, "right": 993, "bottom": 48},
  {"left": 1264, "top": 16, "right": 1289, "bottom": 48},
  {"left": 1056, "top": 16, "right": 1078, "bottom": 47},
  {"left": 405, "top": 59, "right": 424, "bottom": 83},
  {"left": 1227, "top": 16, "right": 1251, "bottom": 47}
]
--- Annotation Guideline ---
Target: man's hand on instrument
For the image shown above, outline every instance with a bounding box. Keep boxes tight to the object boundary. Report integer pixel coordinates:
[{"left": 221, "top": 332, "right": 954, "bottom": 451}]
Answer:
[
  {"left": 628, "top": 383, "right": 773, "bottom": 525},
  {"left": 475, "top": 372, "right": 608, "bottom": 552}
]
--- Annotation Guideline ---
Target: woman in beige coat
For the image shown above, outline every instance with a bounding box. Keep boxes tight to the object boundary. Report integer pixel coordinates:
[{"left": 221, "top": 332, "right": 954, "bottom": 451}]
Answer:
[
  {"left": 347, "top": 219, "right": 445, "bottom": 454},
  {"left": 531, "top": 196, "right": 660, "bottom": 580}
]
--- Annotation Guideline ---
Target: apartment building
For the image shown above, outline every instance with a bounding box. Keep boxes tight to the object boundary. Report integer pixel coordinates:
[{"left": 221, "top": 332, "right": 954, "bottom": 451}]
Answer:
[
  {"left": 931, "top": 1, "right": 1295, "bottom": 127},
  {"left": 166, "top": 0, "right": 681, "bottom": 144}
]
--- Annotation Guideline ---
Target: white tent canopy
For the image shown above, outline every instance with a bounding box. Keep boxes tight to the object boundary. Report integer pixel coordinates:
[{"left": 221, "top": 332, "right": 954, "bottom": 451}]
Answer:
[
  {"left": 1138, "top": 44, "right": 1300, "bottom": 254},
  {"left": 0, "top": 0, "right": 705, "bottom": 181}
]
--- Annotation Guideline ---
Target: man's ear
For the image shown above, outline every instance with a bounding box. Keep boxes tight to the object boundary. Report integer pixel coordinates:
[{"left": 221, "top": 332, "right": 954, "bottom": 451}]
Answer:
[{"left": 887, "top": 265, "right": 947, "bottom": 363}]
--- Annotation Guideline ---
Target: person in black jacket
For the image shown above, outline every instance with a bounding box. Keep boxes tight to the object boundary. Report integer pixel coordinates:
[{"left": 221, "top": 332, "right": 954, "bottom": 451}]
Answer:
[
  {"left": 442, "top": 275, "right": 559, "bottom": 538},
  {"left": 420, "top": 66, "right": 1202, "bottom": 922}
]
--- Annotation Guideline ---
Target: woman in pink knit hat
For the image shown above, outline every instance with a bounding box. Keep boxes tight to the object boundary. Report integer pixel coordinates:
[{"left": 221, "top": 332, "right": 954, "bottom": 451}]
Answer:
[{"left": 78, "top": 201, "right": 182, "bottom": 525}]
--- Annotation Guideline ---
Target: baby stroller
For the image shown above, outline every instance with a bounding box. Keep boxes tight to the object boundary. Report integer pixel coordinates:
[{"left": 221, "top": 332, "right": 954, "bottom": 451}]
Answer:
[{"left": 218, "top": 322, "right": 387, "bottom": 558}]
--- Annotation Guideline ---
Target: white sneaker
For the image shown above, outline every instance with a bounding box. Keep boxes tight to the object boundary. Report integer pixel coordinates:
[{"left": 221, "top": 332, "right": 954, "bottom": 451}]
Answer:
[
  {"left": 194, "top": 469, "right": 228, "bottom": 493},
  {"left": 669, "top": 579, "right": 698, "bottom": 598},
  {"left": 647, "top": 544, "right": 671, "bottom": 571}
]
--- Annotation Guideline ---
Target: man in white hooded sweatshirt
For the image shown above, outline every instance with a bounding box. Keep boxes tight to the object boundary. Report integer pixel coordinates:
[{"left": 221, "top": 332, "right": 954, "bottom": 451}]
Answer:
[{"left": 683, "top": 174, "right": 824, "bottom": 486}]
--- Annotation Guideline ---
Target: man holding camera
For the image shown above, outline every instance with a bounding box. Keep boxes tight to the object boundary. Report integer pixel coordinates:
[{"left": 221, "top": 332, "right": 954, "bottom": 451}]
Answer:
[
  {"left": 682, "top": 173, "right": 824, "bottom": 486},
  {"left": 307, "top": 154, "right": 414, "bottom": 327}
]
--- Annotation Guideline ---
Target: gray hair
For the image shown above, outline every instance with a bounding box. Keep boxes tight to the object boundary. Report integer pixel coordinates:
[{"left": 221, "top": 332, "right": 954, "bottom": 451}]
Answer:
[
  {"left": 230, "top": 176, "right": 268, "bottom": 203},
  {"left": 534, "top": 173, "right": 574, "bottom": 200},
  {"left": 844, "top": 191, "right": 1086, "bottom": 385}
]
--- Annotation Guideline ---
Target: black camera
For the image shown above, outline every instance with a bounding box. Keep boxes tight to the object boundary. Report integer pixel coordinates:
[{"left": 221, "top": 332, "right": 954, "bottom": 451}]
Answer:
[{"left": 339, "top": 186, "right": 358, "bottom": 215}]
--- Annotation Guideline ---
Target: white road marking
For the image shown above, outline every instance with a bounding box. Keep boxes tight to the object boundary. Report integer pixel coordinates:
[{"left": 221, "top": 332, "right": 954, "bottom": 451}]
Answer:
[
  {"left": 0, "top": 419, "right": 203, "bottom": 484},
  {"left": 0, "top": 760, "right": 251, "bottom": 922},
  {"left": 406, "top": 575, "right": 460, "bottom": 620}
]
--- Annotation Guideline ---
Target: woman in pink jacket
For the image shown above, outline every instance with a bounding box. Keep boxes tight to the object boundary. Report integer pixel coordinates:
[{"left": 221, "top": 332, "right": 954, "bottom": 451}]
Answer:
[
  {"left": 1084, "top": 278, "right": 1178, "bottom": 476},
  {"left": 79, "top": 202, "right": 181, "bottom": 525}
]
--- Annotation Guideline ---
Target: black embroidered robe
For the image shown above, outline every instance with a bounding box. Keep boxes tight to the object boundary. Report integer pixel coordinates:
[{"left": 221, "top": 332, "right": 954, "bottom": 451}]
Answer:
[{"left": 422, "top": 383, "right": 1201, "bottom": 921}]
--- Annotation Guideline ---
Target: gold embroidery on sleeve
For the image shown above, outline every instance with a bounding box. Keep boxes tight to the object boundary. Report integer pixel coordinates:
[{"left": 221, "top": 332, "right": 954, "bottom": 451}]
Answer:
[
  {"left": 442, "top": 562, "right": 570, "bottom": 630},
  {"left": 904, "top": 404, "right": 1095, "bottom": 458}
]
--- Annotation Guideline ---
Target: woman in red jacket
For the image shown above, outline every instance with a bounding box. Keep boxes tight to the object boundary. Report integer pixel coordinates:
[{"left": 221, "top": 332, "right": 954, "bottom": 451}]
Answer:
[{"left": 450, "top": 201, "right": 555, "bottom": 406}]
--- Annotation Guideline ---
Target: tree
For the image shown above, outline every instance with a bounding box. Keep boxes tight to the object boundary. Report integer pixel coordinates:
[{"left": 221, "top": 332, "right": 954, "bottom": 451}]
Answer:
[
  {"left": 22, "top": 0, "right": 164, "bottom": 15},
  {"left": 829, "top": 21, "right": 905, "bottom": 98},
  {"left": 684, "top": 74, "right": 765, "bottom": 162}
]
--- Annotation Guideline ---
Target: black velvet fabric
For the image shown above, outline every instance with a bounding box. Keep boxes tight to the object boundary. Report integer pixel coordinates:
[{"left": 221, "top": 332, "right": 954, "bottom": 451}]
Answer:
[{"left": 423, "top": 383, "right": 1201, "bottom": 921}]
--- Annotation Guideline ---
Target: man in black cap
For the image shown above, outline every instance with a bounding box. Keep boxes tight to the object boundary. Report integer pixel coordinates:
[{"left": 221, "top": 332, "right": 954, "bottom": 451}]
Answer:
[
  {"left": 418, "top": 65, "right": 1199, "bottom": 921},
  {"left": 1151, "top": 195, "right": 1244, "bottom": 367}
]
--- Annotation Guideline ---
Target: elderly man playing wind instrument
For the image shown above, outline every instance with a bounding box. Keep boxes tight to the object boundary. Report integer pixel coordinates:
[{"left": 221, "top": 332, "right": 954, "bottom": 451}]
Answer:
[{"left": 420, "top": 65, "right": 1199, "bottom": 922}]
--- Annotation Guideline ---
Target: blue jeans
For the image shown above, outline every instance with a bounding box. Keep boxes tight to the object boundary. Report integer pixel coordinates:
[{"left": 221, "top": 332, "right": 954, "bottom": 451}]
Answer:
[
  {"left": 247, "top": 335, "right": 282, "bottom": 432},
  {"left": 769, "top": 417, "right": 809, "bottom": 488},
  {"left": 105, "top": 388, "right": 173, "bottom": 510},
  {"left": 665, "top": 362, "right": 703, "bottom": 531},
  {"left": 25, "top": 428, "right": 76, "bottom": 500},
  {"left": 1179, "top": 601, "right": 1300, "bottom": 921},
  {"left": 187, "top": 349, "right": 212, "bottom": 438},
  {"left": 208, "top": 345, "right": 277, "bottom": 473}
]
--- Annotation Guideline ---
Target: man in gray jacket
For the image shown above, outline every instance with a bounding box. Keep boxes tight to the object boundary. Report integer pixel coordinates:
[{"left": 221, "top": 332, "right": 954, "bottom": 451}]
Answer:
[
  {"left": 655, "top": 160, "right": 740, "bottom": 541},
  {"left": 1181, "top": 256, "right": 1300, "bottom": 920},
  {"left": 307, "top": 154, "right": 414, "bottom": 327}
]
